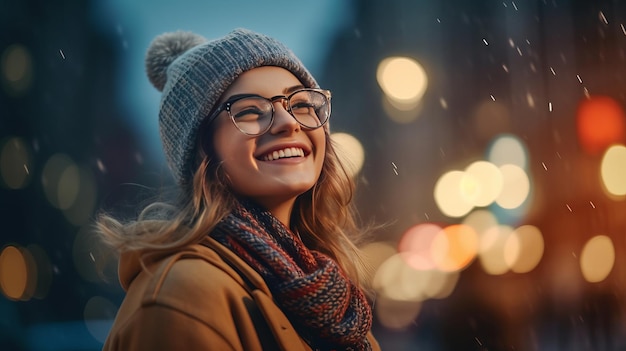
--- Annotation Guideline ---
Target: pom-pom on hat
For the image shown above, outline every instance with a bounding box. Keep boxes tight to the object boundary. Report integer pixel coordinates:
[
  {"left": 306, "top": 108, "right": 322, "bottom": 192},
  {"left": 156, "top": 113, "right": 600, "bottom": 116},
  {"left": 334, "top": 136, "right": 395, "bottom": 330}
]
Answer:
[{"left": 145, "top": 28, "right": 318, "bottom": 185}]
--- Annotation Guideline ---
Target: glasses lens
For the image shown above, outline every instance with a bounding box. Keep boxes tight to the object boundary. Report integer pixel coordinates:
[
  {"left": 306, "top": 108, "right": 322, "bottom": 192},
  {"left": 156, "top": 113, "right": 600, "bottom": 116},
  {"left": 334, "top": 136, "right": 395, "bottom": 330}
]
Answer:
[
  {"left": 229, "top": 97, "right": 273, "bottom": 135},
  {"left": 288, "top": 90, "right": 330, "bottom": 128}
]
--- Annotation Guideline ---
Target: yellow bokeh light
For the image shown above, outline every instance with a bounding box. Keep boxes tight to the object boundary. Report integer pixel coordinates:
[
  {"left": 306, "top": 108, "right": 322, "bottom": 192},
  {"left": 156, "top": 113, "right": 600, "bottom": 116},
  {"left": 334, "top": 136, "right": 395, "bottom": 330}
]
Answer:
[
  {"left": 373, "top": 253, "right": 428, "bottom": 302},
  {"left": 372, "top": 250, "right": 461, "bottom": 305},
  {"left": 495, "top": 164, "right": 530, "bottom": 209},
  {"left": 504, "top": 225, "right": 544, "bottom": 273},
  {"left": 330, "top": 132, "right": 365, "bottom": 177},
  {"left": 487, "top": 134, "right": 528, "bottom": 169},
  {"left": 600, "top": 144, "right": 626, "bottom": 197},
  {"left": 434, "top": 170, "right": 474, "bottom": 218},
  {"left": 462, "top": 209, "right": 499, "bottom": 239},
  {"left": 374, "top": 295, "right": 422, "bottom": 330},
  {"left": 0, "top": 245, "right": 28, "bottom": 300},
  {"left": 0, "top": 136, "right": 32, "bottom": 189},
  {"left": 479, "top": 225, "right": 514, "bottom": 275},
  {"left": 384, "top": 94, "right": 422, "bottom": 111},
  {"left": 41, "top": 153, "right": 80, "bottom": 209},
  {"left": 580, "top": 235, "right": 615, "bottom": 283},
  {"left": 422, "top": 269, "right": 460, "bottom": 300},
  {"left": 459, "top": 173, "right": 480, "bottom": 205},
  {"left": 431, "top": 224, "right": 478, "bottom": 272},
  {"left": 58, "top": 164, "right": 80, "bottom": 209},
  {"left": 463, "top": 161, "right": 503, "bottom": 207},
  {"left": 376, "top": 56, "right": 428, "bottom": 103},
  {"left": 1, "top": 44, "right": 34, "bottom": 96},
  {"left": 381, "top": 95, "right": 423, "bottom": 124}
]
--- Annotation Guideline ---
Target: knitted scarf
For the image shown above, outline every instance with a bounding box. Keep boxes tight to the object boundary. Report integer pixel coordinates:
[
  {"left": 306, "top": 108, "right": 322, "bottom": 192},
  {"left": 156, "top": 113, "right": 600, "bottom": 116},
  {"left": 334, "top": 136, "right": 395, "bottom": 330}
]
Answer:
[{"left": 211, "top": 199, "right": 373, "bottom": 351}]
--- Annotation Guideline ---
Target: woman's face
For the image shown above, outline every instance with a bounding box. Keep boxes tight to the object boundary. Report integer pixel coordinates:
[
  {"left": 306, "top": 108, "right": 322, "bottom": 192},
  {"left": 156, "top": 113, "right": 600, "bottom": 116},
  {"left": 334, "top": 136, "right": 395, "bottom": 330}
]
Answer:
[{"left": 211, "top": 66, "right": 327, "bottom": 213}]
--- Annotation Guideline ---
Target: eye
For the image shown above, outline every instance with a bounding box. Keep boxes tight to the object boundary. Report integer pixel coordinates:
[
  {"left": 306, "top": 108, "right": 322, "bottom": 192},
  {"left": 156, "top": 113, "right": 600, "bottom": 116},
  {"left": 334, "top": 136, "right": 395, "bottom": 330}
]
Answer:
[
  {"left": 290, "top": 99, "right": 317, "bottom": 113},
  {"left": 232, "top": 107, "right": 264, "bottom": 120},
  {"left": 231, "top": 98, "right": 272, "bottom": 121}
]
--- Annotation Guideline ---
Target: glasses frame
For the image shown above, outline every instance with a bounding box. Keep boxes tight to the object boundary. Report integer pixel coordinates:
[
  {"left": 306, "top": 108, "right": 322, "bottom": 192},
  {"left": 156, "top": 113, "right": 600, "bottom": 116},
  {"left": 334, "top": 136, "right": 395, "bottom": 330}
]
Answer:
[{"left": 205, "top": 88, "right": 332, "bottom": 136}]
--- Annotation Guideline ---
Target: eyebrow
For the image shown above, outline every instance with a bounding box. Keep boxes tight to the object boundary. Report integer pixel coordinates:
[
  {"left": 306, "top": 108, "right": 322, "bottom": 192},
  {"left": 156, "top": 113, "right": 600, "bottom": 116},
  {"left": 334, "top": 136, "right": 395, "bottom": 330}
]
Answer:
[{"left": 284, "top": 84, "right": 305, "bottom": 94}]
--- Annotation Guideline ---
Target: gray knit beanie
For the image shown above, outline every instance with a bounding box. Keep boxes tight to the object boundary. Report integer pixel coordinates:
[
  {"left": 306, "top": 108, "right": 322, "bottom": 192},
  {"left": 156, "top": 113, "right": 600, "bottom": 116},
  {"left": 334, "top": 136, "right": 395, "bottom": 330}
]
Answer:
[{"left": 145, "top": 28, "right": 318, "bottom": 185}]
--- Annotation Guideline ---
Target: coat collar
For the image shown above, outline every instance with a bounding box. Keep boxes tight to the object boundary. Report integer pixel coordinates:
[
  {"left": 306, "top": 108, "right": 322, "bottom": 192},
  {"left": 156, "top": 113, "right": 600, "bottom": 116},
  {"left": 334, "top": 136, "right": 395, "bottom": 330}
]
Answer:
[{"left": 117, "top": 236, "right": 272, "bottom": 297}]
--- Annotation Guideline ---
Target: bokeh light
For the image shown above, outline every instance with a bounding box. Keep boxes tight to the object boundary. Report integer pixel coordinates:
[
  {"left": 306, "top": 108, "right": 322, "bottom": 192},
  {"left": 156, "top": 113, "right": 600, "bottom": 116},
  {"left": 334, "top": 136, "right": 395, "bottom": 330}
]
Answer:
[
  {"left": 41, "top": 153, "right": 80, "bottom": 210},
  {"left": 374, "top": 295, "right": 422, "bottom": 330},
  {"left": 504, "top": 225, "right": 544, "bottom": 273},
  {"left": 423, "top": 269, "right": 459, "bottom": 300},
  {"left": 479, "top": 225, "right": 514, "bottom": 275},
  {"left": 463, "top": 161, "right": 503, "bottom": 207},
  {"left": 494, "top": 164, "right": 530, "bottom": 209},
  {"left": 580, "top": 235, "right": 615, "bottom": 283},
  {"left": 434, "top": 170, "right": 474, "bottom": 218},
  {"left": 376, "top": 56, "right": 428, "bottom": 104},
  {"left": 331, "top": 132, "right": 365, "bottom": 177},
  {"left": 576, "top": 96, "right": 626, "bottom": 155},
  {"left": 487, "top": 134, "right": 528, "bottom": 169},
  {"left": 25, "top": 244, "right": 53, "bottom": 299},
  {"left": 434, "top": 161, "right": 520, "bottom": 218},
  {"left": 381, "top": 95, "right": 423, "bottom": 124},
  {"left": 1, "top": 43, "right": 34, "bottom": 96},
  {"left": 431, "top": 224, "right": 478, "bottom": 272},
  {"left": 600, "top": 144, "right": 626, "bottom": 197},
  {"left": 398, "top": 223, "right": 441, "bottom": 270},
  {"left": 462, "top": 209, "right": 499, "bottom": 240},
  {"left": 373, "top": 251, "right": 462, "bottom": 304},
  {"left": 377, "top": 56, "right": 428, "bottom": 124},
  {"left": 0, "top": 136, "right": 33, "bottom": 189},
  {"left": 0, "top": 244, "right": 52, "bottom": 301},
  {"left": 373, "top": 253, "right": 429, "bottom": 302},
  {"left": 84, "top": 296, "right": 118, "bottom": 343},
  {"left": 0, "top": 245, "right": 28, "bottom": 300}
]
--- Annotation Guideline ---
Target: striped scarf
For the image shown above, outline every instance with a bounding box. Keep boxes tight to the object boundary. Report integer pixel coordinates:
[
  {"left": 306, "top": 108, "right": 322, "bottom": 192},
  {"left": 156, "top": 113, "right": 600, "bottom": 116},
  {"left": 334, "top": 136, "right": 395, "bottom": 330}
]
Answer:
[{"left": 212, "top": 200, "right": 373, "bottom": 351}]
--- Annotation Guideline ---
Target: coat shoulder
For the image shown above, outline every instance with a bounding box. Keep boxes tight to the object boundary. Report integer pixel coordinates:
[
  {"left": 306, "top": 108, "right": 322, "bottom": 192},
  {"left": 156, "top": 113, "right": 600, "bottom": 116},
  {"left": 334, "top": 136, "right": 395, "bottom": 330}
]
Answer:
[
  {"left": 105, "top": 242, "right": 293, "bottom": 351},
  {"left": 139, "top": 243, "right": 258, "bottom": 316}
]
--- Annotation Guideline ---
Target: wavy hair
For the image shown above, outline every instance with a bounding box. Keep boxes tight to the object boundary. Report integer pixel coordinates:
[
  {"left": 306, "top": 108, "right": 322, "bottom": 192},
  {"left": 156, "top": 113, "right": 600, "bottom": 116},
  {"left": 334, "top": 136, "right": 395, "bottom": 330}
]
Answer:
[{"left": 96, "top": 125, "right": 369, "bottom": 285}]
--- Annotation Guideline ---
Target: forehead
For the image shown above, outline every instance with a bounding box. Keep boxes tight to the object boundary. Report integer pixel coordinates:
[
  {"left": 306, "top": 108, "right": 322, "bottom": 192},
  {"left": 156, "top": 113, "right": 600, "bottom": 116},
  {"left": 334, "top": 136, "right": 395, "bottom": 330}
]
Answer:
[{"left": 222, "top": 66, "right": 303, "bottom": 98}]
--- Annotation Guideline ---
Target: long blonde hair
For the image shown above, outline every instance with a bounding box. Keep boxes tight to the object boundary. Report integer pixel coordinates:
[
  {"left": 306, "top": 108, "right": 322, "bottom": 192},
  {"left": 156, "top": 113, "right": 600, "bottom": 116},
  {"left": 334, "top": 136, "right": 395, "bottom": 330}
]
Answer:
[{"left": 96, "top": 129, "right": 368, "bottom": 284}]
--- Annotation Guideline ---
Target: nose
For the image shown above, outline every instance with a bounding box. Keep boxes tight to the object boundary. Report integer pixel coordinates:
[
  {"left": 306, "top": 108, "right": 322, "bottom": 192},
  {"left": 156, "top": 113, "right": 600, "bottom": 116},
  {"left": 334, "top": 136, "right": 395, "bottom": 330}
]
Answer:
[{"left": 269, "top": 100, "right": 300, "bottom": 134}]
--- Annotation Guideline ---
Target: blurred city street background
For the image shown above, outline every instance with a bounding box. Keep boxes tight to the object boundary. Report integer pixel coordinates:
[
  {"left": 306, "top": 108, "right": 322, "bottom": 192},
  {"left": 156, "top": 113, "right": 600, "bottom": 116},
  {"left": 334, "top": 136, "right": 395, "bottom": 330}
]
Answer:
[{"left": 2, "top": 0, "right": 626, "bottom": 350}]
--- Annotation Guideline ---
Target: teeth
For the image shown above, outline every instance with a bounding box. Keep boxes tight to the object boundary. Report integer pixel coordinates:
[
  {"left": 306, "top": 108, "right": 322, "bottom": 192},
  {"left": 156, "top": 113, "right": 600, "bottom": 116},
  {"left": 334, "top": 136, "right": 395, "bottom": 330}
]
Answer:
[{"left": 264, "top": 147, "right": 304, "bottom": 161}]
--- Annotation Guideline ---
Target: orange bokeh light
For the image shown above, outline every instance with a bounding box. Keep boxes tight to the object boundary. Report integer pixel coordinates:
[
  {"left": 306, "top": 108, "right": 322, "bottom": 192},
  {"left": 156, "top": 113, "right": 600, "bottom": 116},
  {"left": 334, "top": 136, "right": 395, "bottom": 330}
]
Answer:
[
  {"left": 576, "top": 95, "right": 626, "bottom": 155},
  {"left": 432, "top": 224, "right": 478, "bottom": 272}
]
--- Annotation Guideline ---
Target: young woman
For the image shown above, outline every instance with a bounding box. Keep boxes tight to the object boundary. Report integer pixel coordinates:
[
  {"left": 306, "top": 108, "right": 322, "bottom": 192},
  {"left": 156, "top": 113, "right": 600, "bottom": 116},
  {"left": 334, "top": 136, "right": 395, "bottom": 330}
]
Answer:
[{"left": 98, "top": 28, "right": 379, "bottom": 351}]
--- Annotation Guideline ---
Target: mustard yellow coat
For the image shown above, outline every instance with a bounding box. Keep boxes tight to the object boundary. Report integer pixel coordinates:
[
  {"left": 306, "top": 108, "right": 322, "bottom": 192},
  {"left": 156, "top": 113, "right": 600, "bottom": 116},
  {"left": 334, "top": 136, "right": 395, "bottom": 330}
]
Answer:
[{"left": 102, "top": 237, "right": 380, "bottom": 351}]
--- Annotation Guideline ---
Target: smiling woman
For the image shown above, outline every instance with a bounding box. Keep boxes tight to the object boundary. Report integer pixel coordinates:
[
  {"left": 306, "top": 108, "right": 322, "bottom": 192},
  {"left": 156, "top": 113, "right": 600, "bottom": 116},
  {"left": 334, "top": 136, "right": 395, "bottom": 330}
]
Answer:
[{"left": 95, "top": 29, "right": 379, "bottom": 351}]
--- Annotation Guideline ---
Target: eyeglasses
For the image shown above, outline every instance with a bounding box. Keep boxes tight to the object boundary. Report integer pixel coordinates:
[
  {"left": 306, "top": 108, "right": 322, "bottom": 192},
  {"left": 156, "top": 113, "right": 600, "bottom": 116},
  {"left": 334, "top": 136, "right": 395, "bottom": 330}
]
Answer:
[{"left": 206, "top": 88, "right": 332, "bottom": 136}]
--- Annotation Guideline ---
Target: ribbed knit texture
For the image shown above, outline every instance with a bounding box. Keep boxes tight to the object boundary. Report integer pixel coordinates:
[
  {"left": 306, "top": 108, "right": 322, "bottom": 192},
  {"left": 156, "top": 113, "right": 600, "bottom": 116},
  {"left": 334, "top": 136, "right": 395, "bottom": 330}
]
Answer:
[
  {"left": 145, "top": 28, "right": 318, "bottom": 184},
  {"left": 212, "top": 200, "right": 373, "bottom": 351}
]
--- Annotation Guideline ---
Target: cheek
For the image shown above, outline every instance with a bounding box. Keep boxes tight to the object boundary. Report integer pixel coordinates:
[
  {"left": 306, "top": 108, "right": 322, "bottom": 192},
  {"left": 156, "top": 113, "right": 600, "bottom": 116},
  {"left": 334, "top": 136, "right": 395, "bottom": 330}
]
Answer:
[{"left": 212, "top": 120, "right": 247, "bottom": 160}]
